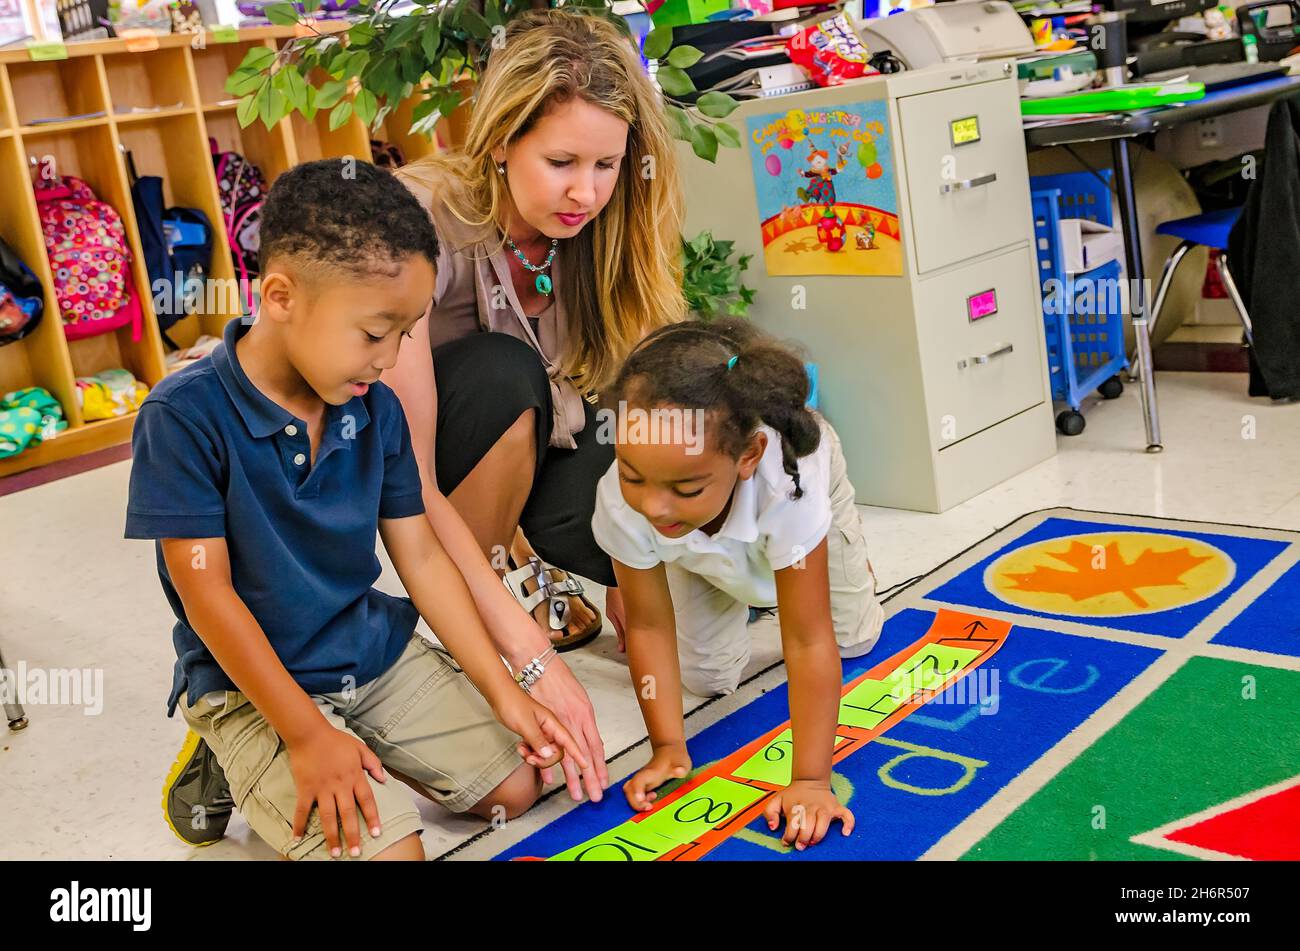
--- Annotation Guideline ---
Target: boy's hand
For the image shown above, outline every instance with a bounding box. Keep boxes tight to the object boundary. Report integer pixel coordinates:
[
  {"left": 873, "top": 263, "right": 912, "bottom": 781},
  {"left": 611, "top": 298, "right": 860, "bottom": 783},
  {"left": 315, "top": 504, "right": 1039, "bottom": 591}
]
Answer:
[
  {"left": 492, "top": 689, "right": 590, "bottom": 775},
  {"left": 763, "top": 779, "right": 854, "bottom": 851},
  {"left": 286, "top": 726, "right": 388, "bottom": 858},
  {"left": 623, "top": 743, "right": 691, "bottom": 812}
]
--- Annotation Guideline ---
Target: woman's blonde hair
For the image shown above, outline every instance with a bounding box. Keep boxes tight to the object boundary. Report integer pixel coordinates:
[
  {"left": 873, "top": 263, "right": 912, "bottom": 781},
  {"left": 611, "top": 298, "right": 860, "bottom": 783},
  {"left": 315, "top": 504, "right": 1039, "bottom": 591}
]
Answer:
[{"left": 403, "top": 7, "right": 686, "bottom": 394}]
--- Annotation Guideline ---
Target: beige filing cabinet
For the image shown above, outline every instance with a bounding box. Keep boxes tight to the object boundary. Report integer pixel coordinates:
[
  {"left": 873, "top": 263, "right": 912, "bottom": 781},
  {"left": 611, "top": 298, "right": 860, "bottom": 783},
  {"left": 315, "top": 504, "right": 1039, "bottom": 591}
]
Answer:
[{"left": 679, "top": 61, "right": 1056, "bottom": 512}]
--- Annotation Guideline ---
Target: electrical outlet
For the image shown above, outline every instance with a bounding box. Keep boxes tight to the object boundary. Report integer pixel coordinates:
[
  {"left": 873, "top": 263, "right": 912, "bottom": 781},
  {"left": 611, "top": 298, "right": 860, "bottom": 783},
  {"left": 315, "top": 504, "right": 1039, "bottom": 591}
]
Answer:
[{"left": 1198, "top": 118, "right": 1222, "bottom": 148}]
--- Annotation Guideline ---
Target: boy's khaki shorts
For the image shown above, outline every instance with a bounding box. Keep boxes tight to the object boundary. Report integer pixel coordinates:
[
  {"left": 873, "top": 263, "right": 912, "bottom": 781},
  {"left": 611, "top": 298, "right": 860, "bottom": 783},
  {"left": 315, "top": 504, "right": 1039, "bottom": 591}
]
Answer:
[{"left": 180, "top": 634, "right": 523, "bottom": 861}]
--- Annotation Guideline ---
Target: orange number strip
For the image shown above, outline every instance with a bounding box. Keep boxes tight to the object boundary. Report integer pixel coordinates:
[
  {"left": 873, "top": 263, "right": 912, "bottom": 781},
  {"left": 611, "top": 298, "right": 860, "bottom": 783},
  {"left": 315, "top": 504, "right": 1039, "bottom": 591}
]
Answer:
[{"left": 538, "top": 609, "right": 1011, "bottom": 861}]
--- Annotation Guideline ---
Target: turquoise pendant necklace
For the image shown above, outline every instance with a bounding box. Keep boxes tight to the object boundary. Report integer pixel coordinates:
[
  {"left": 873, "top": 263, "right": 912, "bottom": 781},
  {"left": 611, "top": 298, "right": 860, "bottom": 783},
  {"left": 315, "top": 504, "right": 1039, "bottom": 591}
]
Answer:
[{"left": 506, "top": 235, "right": 558, "bottom": 296}]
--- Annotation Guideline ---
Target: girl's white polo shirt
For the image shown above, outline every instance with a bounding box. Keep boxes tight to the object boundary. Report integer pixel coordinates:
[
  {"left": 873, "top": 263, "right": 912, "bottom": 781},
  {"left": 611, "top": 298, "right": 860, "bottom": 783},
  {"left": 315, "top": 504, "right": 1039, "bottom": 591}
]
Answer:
[{"left": 592, "top": 424, "right": 834, "bottom": 608}]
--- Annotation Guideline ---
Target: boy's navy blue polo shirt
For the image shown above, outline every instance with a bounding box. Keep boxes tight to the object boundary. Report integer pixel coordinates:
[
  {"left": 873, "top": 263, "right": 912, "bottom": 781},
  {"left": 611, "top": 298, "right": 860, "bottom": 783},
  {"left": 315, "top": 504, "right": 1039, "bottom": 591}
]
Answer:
[{"left": 125, "top": 316, "right": 426, "bottom": 716}]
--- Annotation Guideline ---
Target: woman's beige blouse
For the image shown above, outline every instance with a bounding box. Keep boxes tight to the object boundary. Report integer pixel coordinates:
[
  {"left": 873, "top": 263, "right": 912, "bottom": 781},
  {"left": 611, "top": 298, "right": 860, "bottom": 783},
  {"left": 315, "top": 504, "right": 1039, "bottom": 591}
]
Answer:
[{"left": 397, "top": 167, "right": 588, "bottom": 450}]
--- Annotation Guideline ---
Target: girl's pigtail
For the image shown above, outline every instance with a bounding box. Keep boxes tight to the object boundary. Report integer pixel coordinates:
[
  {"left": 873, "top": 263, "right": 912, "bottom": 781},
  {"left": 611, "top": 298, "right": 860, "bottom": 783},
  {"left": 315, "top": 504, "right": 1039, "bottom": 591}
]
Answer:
[{"left": 721, "top": 332, "right": 820, "bottom": 499}]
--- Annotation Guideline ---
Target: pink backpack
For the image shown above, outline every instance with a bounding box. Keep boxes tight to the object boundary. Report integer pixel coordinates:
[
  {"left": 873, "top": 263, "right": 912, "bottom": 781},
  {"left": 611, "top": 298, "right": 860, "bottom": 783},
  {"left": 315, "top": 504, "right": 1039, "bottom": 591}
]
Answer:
[{"left": 34, "top": 175, "right": 142, "bottom": 342}]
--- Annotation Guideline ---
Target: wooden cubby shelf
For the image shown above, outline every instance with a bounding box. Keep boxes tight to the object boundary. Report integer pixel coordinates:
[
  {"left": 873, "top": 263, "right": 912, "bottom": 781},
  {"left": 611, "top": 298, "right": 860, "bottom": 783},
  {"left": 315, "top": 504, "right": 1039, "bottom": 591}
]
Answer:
[{"left": 0, "top": 26, "right": 467, "bottom": 479}]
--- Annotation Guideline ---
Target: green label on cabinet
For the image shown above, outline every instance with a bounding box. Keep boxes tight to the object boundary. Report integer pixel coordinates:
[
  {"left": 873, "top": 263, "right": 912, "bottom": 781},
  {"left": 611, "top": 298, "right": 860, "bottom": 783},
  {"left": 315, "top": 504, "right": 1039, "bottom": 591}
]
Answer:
[{"left": 27, "top": 41, "right": 69, "bottom": 61}]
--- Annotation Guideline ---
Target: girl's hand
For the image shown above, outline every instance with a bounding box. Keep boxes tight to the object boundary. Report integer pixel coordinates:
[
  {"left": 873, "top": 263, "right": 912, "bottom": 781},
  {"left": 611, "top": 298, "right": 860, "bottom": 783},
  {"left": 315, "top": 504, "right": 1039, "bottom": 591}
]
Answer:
[
  {"left": 622, "top": 743, "right": 691, "bottom": 811},
  {"left": 763, "top": 779, "right": 854, "bottom": 851}
]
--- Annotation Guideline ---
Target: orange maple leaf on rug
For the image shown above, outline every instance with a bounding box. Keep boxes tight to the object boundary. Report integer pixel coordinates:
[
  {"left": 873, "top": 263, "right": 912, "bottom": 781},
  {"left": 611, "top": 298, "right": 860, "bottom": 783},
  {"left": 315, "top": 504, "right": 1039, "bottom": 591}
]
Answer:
[{"left": 1001, "top": 540, "right": 1213, "bottom": 609}]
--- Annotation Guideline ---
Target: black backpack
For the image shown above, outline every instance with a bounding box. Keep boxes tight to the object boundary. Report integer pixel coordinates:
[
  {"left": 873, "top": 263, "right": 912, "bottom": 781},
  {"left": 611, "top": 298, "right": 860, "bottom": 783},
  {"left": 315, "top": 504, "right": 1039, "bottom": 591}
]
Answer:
[
  {"left": 0, "top": 236, "right": 44, "bottom": 347},
  {"left": 126, "top": 151, "right": 213, "bottom": 349}
]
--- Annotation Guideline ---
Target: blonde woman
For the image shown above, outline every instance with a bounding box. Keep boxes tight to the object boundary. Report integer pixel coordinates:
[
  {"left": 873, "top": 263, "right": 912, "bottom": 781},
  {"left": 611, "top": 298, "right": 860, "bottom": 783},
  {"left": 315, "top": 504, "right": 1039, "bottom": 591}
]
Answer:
[{"left": 389, "top": 9, "right": 686, "bottom": 803}]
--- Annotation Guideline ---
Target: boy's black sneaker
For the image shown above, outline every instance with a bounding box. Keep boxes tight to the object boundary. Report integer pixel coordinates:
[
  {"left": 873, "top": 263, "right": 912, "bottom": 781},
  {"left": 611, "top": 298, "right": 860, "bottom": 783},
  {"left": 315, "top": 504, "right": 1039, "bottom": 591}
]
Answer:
[{"left": 162, "top": 730, "right": 234, "bottom": 846}]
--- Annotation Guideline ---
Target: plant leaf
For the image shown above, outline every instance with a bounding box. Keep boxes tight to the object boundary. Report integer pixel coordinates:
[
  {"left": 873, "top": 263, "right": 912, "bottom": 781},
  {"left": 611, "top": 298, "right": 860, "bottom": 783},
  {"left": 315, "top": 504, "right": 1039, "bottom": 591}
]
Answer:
[
  {"left": 240, "top": 46, "right": 276, "bottom": 71},
  {"left": 264, "top": 2, "right": 300, "bottom": 26},
  {"left": 225, "top": 68, "right": 266, "bottom": 96},
  {"left": 349, "top": 21, "right": 377, "bottom": 46},
  {"left": 713, "top": 121, "right": 741, "bottom": 149},
  {"left": 398, "top": 47, "right": 426, "bottom": 85},
  {"left": 690, "top": 124, "right": 718, "bottom": 162},
  {"left": 259, "top": 86, "right": 287, "bottom": 130},
  {"left": 385, "top": 15, "right": 422, "bottom": 51},
  {"left": 420, "top": 24, "right": 441, "bottom": 62},
  {"left": 665, "top": 104, "right": 693, "bottom": 142},
  {"left": 343, "top": 50, "right": 371, "bottom": 80},
  {"left": 643, "top": 26, "right": 672, "bottom": 60},
  {"left": 656, "top": 65, "right": 694, "bottom": 98},
  {"left": 328, "top": 99, "right": 354, "bottom": 131},
  {"left": 315, "top": 79, "right": 348, "bottom": 110},
  {"left": 354, "top": 87, "right": 378, "bottom": 126},
  {"left": 695, "top": 90, "right": 739, "bottom": 119},
  {"left": 330, "top": 98, "right": 356, "bottom": 129},
  {"left": 278, "top": 67, "right": 310, "bottom": 113},
  {"left": 409, "top": 96, "right": 442, "bottom": 137},
  {"left": 458, "top": 9, "right": 492, "bottom": 40},
  {"left": 665, "top": 45, "right": 702, "bottom": 69},
  {"left": 365, "top": 55, "right": 400, "bottom": 103},
  {"left": 235, "top": 93, "right": 259, "bottom": 129}
]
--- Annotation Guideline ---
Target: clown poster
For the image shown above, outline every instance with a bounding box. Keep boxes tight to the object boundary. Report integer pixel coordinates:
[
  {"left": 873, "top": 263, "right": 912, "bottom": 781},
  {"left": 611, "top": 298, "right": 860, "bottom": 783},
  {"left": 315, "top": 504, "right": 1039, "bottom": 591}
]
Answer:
[{"left": 745, "top": 101, "right": 901, "bottom": 277}]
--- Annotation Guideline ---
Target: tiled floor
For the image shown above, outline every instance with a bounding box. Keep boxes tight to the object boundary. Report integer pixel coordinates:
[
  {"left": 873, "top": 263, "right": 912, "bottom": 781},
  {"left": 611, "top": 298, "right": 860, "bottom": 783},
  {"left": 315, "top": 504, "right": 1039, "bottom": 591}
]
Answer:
[{"left": 1, "top": 371, "right": 1296, "bottom": 860}]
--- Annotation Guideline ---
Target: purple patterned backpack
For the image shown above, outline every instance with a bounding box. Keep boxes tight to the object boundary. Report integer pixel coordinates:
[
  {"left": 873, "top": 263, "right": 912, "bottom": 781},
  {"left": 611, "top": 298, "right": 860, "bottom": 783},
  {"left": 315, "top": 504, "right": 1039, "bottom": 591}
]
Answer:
[{"left": 210, "top": 138, "right": 266, "bottom": 311}]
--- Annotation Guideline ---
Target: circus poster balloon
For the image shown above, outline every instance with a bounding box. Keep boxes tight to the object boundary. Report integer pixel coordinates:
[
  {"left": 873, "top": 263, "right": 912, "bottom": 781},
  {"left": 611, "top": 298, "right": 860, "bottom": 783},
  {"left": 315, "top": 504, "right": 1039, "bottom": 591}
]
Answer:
[{"left": 745, "top": 100, "right": 901, "bottom": 277}]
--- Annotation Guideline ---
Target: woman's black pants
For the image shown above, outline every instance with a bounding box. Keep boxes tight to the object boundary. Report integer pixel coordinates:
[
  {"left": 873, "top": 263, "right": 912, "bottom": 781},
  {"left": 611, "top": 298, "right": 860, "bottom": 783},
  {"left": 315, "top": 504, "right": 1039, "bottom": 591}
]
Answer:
[{"left": 430, "top": 332, "right": 616, "bottom": 587}]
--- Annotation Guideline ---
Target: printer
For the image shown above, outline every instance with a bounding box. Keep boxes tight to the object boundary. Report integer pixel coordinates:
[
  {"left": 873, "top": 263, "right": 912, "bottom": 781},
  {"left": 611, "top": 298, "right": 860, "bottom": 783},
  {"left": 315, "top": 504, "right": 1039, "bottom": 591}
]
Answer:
[{"left": 851, "top": 0, "right": 1036, "bottom": 69}]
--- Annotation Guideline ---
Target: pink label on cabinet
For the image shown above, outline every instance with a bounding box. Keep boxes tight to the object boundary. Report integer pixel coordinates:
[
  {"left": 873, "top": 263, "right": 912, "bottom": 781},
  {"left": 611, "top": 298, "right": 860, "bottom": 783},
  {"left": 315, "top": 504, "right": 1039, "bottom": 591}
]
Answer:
[{"left": 967, "top": 289, "right": 998, "bottom": 321}]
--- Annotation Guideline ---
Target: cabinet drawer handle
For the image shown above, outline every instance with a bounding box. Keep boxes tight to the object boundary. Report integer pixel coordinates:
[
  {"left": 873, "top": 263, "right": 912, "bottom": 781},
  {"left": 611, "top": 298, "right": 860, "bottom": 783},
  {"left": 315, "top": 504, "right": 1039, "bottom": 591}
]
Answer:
[
  {"left": 957, "top": 343, "right": 1014, "bottom": 370},
  {"left": 940, "top": 172, "right": 997, "bottom": 195}
]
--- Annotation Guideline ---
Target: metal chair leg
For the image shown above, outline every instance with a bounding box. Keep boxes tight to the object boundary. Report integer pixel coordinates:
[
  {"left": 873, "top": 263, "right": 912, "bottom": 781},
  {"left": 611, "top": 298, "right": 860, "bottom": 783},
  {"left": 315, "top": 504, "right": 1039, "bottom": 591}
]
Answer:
[
  {"left": 1216, "top": 252, "right": 1254, "bottom": 348},
  {"left": 1128, "top": 239, "right": 1194, "bottom": 380},
  {"left": 0, "top": 643, "right": 28, "bottom": 731}
]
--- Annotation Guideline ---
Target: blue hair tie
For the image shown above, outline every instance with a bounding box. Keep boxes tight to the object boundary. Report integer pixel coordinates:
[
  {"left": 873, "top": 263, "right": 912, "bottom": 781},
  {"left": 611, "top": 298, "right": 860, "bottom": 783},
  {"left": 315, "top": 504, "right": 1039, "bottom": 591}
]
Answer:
[{"left": 726, "top": 355, "right": 739, "bottom": 371}]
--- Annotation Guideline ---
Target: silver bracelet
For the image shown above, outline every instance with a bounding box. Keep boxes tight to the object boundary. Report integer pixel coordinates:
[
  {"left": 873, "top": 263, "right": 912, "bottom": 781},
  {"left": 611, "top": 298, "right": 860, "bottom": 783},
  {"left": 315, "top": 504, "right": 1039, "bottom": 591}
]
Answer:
[{"left": 514, "top": 647, "right": 558, "bottom": 693}]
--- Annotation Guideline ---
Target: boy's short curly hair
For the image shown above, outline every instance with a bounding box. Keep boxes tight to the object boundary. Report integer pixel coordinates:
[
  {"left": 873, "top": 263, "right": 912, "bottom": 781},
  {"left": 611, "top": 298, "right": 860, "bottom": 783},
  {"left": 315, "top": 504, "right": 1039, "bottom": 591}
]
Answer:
[{"left": 258, "top": 159, "right": 439, "bottom": 278}]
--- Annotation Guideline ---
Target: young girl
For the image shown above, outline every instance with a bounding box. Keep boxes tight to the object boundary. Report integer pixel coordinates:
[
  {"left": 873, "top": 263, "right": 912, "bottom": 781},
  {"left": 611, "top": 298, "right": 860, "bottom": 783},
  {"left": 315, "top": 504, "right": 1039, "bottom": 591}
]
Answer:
[{"left": 592, "top": 319, "right": 884, "bottom": 851}]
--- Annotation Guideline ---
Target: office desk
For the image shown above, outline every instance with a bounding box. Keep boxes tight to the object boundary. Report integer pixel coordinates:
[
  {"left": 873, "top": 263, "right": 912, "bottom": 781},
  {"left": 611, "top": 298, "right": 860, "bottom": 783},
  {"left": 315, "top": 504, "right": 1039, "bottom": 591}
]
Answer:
[{"left": 1023, "top": 76, "right": 1300, "bottom": 451}]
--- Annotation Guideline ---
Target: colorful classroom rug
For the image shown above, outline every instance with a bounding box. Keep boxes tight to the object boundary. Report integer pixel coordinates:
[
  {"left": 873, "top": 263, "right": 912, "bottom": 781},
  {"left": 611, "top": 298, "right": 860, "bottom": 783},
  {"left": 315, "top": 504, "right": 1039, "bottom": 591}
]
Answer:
[{"left": 451, "top": 508, "right": 1300, "bottom": 861}]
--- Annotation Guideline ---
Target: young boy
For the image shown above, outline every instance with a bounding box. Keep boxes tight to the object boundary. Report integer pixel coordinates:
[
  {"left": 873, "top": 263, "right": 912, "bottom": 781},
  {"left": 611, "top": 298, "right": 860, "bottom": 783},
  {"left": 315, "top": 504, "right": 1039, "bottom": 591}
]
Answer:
[{"left": 126, "top": 160, "right": 584, "bottom": 861}]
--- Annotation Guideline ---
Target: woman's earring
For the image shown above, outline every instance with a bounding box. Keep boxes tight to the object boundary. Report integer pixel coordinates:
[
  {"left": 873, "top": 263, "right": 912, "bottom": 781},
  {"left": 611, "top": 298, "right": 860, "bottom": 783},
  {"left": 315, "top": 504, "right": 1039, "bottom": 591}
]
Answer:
[{"left": 496, "top": 163, "right": 505, "bottom": 175}]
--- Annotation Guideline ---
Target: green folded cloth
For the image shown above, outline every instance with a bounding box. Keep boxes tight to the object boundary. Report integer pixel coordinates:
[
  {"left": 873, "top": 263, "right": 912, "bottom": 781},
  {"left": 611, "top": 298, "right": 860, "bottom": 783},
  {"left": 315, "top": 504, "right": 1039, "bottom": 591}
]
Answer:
[{"left": 0, "top": 387, "right": 67, "bottom": 458}]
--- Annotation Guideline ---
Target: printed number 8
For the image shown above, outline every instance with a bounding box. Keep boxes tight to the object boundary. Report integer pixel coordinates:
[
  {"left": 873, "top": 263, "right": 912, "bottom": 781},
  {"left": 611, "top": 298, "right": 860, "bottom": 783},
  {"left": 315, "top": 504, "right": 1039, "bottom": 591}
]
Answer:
[{"left": 674, "top": 796, "right": 732, "bottom": 825}]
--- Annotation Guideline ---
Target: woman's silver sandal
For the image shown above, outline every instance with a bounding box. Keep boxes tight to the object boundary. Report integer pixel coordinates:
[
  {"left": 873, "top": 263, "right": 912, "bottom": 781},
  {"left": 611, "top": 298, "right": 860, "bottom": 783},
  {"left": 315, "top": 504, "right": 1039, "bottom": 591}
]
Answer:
[{"left": 502, "top": 556, "right": 603, "bottom": 651}]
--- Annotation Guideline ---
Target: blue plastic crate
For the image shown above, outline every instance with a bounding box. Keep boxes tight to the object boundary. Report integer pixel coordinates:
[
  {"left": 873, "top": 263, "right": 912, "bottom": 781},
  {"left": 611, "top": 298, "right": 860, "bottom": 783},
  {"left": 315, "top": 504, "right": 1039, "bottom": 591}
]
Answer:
[{"left": 1031, "top": 170, "right": 1128, "bottom": 415}]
